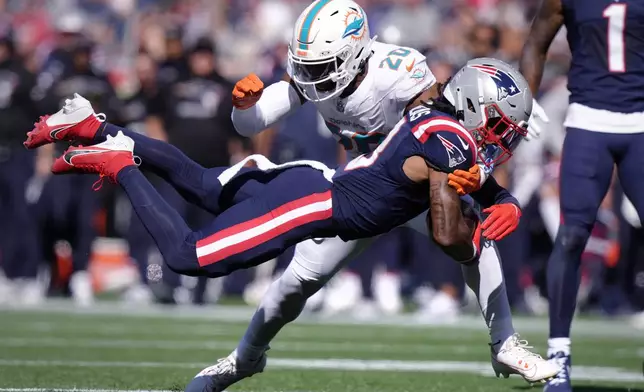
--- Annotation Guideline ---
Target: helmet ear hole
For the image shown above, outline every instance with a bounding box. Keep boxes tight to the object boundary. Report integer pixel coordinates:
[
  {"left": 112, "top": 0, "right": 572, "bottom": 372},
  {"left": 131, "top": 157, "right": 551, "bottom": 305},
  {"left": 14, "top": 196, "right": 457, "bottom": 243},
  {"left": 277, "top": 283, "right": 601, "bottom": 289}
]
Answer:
[{"left": 466, "top": 98, "right": 476, "bottom": 113}]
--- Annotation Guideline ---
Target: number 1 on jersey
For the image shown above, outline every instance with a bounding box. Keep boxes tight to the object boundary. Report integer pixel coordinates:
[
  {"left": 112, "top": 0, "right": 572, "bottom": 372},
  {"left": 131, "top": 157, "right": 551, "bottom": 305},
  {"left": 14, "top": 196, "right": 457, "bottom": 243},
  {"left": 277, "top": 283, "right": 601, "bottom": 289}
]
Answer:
[{"left": 603, "top": 3, "right": 627, "bottom": 73}]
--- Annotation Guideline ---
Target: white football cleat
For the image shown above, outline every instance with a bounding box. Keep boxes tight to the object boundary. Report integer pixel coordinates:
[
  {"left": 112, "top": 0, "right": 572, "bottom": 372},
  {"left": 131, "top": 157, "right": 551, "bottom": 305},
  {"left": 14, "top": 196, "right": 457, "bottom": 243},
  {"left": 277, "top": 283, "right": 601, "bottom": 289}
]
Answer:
[
  {"left": 414, "top": 290, "right": 460, "bottom": 323},
  {"left": 70, "top": 271, "right": 94, "bottom": 307},
  {"left": 630, "top": 310, "right": 644, "bottom": 329},
  {"left": 322, "top": 271, "right": 362, "bottom": 315},
  {"left": 24, "top": 93, "right": 105, "bottom": 149},
  {"left": 18, "top": 278, "right": 46, "bottom": 307},
  {"left": 373, "top": 270, "right": 403, "bottom": 315},
  {"left": 491, "top": 333, "right": 561, "bottom": 384},
  {"left": 184, "top": 350, "right": 266, "bottom": 392}
]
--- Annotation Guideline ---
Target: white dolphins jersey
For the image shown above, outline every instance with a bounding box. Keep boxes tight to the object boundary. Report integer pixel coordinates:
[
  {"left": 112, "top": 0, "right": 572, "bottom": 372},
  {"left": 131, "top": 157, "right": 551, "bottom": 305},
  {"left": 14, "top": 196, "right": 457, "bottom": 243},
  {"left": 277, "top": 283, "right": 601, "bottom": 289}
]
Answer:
[{"left": 296, "top": 41, "right": 436, "bottom": 158}]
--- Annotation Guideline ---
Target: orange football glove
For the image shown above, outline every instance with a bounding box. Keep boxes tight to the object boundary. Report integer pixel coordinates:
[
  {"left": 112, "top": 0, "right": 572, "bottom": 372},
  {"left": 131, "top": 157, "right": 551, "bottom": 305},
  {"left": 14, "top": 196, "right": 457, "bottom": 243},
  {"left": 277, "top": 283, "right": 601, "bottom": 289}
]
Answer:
[
  {"left": 447, "top": 165, "right": 481, "bottom": 196},
  {"left": 481, "top": 204, "right": 521, "bottom": 241},
  {"left": 232, "top": 73, "right": 264, "bottom": 109}
]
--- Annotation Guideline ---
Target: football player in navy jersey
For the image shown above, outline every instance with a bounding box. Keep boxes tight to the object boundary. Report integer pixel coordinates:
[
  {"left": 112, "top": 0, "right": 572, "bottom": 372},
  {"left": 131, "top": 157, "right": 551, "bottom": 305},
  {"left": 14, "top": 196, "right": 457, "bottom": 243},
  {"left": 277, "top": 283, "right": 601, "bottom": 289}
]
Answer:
[
  {"left": 24, "top": 58, "right": 557, "bottom": 388},
  {"left": 520, "top": 0, "right": 644, "bottom": 390}
]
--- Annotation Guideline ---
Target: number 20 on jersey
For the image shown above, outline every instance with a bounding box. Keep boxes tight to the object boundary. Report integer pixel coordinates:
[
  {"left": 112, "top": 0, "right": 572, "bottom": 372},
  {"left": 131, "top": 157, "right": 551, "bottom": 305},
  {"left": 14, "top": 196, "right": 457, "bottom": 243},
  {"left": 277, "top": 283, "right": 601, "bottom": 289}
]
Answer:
[{"left": 379, "top": 48, "right": 411, "bottom": 71}]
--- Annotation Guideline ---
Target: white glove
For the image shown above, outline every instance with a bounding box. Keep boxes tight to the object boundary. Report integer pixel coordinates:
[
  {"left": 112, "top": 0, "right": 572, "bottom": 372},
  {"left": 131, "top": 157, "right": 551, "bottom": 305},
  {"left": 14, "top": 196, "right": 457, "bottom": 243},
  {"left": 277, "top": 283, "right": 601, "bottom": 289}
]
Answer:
[{"left": 526, "top": 98, "right": 549, "bottom": 141}]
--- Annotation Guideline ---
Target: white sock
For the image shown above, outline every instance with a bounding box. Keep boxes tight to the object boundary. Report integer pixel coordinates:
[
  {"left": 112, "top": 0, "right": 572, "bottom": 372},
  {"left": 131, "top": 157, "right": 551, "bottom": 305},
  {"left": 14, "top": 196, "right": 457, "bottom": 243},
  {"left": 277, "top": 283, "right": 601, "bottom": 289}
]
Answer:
[
  {"left": 540, "top": 195, "right": 560, "bottom": 241},
  {"left": 461, "top": 241, "right": 515, "bottom": 345},
  {"left": 547, "top": 337, "right": 571, "bottom": 357}
]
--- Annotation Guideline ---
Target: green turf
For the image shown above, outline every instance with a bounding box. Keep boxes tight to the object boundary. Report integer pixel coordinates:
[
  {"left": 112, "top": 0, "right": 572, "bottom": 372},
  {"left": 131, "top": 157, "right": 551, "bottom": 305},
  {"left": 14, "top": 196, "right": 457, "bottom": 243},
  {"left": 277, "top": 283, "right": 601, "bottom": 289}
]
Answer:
[{"left": 0, "top": 306, "right": 642, "bottom": 391}]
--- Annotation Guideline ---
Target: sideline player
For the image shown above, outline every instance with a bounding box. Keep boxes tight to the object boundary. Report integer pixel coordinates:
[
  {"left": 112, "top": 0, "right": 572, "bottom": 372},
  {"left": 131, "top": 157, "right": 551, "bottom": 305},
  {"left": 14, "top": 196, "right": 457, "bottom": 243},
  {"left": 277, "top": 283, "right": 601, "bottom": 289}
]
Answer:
[
  {"left": 520, "top": 0, "right": 644, "bottom": 390},
  {"left": 227, "top": 0, "right": 554, "bottom": 387}
]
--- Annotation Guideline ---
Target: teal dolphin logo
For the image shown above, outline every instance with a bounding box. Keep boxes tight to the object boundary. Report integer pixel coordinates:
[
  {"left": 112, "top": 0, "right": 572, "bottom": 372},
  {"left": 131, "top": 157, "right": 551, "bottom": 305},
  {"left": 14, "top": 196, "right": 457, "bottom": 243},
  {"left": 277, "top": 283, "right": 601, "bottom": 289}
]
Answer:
[
  {"left": 342, "top": 15, "right": 364, "bottom": 38},
  {"left": 411, "top": 68, "right": 426, "bottom": 79}
]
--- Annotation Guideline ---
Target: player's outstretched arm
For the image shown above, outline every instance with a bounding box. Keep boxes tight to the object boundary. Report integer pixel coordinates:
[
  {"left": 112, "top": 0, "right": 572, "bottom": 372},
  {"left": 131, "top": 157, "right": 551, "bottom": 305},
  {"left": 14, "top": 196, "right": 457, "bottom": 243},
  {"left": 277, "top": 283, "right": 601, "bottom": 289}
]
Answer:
[
  {"left": 428, "top": 168, "right": 477, "bottom": 262},
  {"left": 519, "top": 0, "right": 564, "bottom": 94},
  {"left": 231, "top": 73, "right": 305, "bottom": 137}
]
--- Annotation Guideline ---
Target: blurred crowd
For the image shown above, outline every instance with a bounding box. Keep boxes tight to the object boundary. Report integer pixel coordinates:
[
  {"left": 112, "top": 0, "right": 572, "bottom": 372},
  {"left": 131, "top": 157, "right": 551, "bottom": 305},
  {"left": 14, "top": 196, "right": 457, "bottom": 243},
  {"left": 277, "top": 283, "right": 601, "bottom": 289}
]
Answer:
[{"left": 0, "top": 0, "right": 643, "bottom": 322}]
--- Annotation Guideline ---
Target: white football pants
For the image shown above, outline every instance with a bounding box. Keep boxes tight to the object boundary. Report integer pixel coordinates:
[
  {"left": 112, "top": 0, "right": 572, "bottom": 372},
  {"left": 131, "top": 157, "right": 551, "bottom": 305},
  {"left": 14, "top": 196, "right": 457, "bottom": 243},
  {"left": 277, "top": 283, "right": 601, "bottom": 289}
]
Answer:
[{"left": 236, "top": 214, "right": 516, "bottom": 362}]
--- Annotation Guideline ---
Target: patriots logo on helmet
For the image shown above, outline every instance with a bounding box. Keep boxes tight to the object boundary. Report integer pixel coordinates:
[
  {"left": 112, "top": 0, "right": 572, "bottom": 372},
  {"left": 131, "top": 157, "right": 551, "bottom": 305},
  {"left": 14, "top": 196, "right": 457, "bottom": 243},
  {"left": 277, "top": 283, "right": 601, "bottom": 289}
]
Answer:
[
  {"left": 469, "top": 64, "right": 520, "bottom": 101},
  {"left": 342, "top": 9, "right": 365, "bottom": 40}
]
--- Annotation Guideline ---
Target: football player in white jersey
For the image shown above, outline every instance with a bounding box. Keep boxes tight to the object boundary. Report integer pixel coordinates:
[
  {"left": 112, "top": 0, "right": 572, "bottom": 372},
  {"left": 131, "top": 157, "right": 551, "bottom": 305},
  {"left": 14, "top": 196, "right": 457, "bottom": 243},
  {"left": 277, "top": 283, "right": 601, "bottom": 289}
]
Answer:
[{"left": 189, "top": 1, "right": 558, "bottom": 391}]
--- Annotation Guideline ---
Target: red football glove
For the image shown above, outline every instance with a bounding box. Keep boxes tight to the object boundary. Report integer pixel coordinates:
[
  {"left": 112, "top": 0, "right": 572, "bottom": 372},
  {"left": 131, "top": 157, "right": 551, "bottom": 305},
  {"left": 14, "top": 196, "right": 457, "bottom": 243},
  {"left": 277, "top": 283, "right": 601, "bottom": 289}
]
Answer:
[
  {"left": 448, "top": 165, "right": 481, "bottom": 196},
  {"left": 232, "top": 73, "right": 264, "bottom": 110},
  {"left": 481, "top": 204, "right": 521, "bottom": 241}
]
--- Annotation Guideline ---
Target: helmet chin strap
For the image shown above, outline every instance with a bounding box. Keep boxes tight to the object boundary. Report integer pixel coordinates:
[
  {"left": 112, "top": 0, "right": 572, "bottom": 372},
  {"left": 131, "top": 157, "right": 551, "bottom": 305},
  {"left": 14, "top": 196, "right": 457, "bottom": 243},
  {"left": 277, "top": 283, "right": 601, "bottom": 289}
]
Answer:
[
  {"left": 339, "top": 52, "right": 373, "bottom": 99},
  {"left": 333, "top": 36, "right": 376, "bottom": 98}
]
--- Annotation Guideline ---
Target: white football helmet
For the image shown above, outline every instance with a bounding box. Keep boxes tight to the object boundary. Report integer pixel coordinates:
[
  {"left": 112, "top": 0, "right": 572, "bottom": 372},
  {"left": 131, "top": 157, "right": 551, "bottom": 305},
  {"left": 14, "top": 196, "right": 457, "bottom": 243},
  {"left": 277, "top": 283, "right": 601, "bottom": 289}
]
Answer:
[{"left": 288, "top": 0, "right": 375, "bottom": 102}]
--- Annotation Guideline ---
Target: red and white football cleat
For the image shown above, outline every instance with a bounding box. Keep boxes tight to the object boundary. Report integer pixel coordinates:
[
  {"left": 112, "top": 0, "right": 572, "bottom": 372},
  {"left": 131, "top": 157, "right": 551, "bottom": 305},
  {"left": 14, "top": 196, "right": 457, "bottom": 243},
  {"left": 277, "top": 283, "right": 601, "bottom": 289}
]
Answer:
[
  {"left": 52, "top": 131, "right": 136, "bottom": 187},
  {"left": 24, "top": 93, "right": 105, "bottom": 149}
]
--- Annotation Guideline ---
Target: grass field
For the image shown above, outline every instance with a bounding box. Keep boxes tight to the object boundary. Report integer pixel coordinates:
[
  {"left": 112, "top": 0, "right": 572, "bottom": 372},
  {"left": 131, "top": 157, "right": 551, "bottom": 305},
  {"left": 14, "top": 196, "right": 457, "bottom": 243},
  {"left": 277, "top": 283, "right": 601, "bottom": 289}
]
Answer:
[{"left": 0, "top": 302, "right": 642, "bottom": 392}]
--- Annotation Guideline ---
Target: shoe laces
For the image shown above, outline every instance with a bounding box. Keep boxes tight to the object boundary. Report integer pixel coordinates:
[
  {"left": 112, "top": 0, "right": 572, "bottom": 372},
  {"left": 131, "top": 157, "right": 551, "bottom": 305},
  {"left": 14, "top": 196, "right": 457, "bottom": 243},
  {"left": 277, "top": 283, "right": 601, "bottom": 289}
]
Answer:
[
  {"left": 92, "top": 174, "right": 110, "bottom": 191},
  {"left": 205, "top": 356, "right": 240, "bottom": 385},
  {"left": 33, "top": 115, "right": 49, "bottom": 131},
  {"left": 66, "top": 142, "right": 113, "bottom": 192},
  {"left": 61, "top": 98, "right": 106, "bottom": 122},
  {"left": 548, "top": 353, "right": 569, "bottom": 385},
  {"left": 90, "top": 155, "right": 140, "bottom": 192},
  {"left": 503, "top": 333, "right": 543, "bottom": 360}
]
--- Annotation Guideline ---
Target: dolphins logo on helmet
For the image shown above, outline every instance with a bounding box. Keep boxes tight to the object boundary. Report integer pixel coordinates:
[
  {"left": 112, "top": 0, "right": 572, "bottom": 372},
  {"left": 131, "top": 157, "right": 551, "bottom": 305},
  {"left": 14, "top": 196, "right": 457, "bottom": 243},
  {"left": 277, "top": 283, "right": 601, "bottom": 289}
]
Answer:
[
  {"left": 469, "top": 64, "right": 521, "bottom": 101},
  {"left": 342, "top": 9, "right": 366, "bottom": 40}
]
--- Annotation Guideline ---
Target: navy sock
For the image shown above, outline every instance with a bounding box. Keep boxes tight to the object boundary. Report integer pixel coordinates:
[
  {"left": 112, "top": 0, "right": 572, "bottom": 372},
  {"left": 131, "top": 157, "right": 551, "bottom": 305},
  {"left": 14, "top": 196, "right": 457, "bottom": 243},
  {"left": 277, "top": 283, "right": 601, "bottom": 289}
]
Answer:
[
  {"left": 117, "top": 166, "right": 202, "bottom": 277},
  {"left": 98, "top": 123, "right": 223, "bottom": 213},
  {"left": 547, "top": 225, "right": 591, "bottom": 338}
]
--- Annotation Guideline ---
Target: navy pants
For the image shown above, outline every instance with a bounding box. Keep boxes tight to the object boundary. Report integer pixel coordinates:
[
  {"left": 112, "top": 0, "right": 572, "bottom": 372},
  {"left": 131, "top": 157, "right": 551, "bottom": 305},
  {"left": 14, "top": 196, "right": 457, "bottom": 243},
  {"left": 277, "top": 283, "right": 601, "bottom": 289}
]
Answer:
[
  {"left": 99, "top": 124, "right": 335, "bottom": 278},
  {"left": 0, "top": 147, "right": 39, "bottom": 278},
  {"left": 126, "top": 175, "right": 213, "bottom": 287},
  {"left": 548, "top": 128, "right": 644, "bottom": 337},
  {"left": 38, "top": 174, "right": 99, "bottom": 273}
]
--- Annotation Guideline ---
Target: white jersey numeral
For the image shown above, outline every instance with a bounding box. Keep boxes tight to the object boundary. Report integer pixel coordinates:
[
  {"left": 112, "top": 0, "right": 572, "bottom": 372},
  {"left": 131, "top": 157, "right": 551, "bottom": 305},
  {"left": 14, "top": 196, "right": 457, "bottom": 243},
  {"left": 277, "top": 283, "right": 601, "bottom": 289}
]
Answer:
[
  {"left": 603, "top": 3, "right": 627, "bottom": 73},
  {"left": 345, "top": 119, "right": 405, "bottom": 171}
]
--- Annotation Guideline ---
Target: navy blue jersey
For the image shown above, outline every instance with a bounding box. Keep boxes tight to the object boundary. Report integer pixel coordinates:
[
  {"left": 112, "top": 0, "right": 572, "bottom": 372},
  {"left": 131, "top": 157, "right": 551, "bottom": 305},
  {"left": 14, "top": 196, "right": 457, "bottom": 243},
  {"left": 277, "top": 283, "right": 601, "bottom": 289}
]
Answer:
[
  {"left": 331, "top": 105, "right": 478, "bottom": 240},
  {"left": 563, "top": 0, "right": 644, "bottom": 113}
]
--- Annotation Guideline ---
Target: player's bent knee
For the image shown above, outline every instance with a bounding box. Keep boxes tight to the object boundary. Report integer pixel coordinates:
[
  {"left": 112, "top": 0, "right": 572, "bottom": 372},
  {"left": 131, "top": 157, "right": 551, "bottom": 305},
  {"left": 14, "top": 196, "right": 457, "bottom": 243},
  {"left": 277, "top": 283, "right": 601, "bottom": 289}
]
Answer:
[
  {"left": 285, "top": 261, "right": 325, "bottom": 298},
  {"left": 267, "top": 271, "right": 310, "bottom": 322},
  {"left": 162, "top": 240, "right": 206, "bottom": 277},
  {"left": 556, "top": 224, "right": 592, "bottom": 253}
]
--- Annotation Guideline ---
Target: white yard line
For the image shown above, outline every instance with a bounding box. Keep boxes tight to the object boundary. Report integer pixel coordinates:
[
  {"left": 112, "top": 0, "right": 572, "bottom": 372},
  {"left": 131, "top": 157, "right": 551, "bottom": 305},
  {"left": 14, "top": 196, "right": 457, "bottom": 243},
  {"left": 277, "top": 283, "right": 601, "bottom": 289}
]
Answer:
[
  {"left": 0, "top": 337, "right": 476, "bottom": 355},
  {"left": 1, "top": 301, "right": 641, "bottom": 339},
  {"left": 0, "top": 390, "right": 310, "bottom": 392},
  {"left": 0, "top": 389, "right": 174, "bottom": 392},
  {"left": 0, "top": 358, "right": 641, "bottom": 383},
  {"left": 0, "top": 320, "right": 479, "bottom": 341}
]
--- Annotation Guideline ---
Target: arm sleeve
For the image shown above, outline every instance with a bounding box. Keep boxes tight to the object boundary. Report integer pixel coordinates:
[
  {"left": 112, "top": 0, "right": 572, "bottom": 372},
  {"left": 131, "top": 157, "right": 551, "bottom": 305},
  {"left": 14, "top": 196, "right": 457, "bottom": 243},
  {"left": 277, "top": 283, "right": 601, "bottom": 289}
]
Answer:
[
  {"left": 231, "top": 80, "right": 303, "bottom": 137},
  {"left": 470, "top": 175, "right": 520, "bottom": 208}
]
